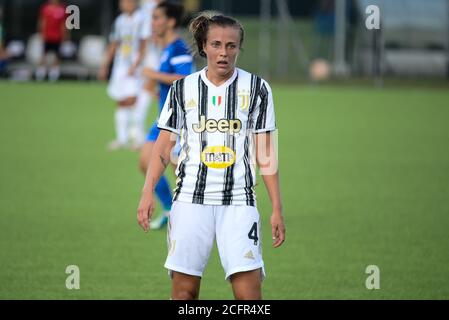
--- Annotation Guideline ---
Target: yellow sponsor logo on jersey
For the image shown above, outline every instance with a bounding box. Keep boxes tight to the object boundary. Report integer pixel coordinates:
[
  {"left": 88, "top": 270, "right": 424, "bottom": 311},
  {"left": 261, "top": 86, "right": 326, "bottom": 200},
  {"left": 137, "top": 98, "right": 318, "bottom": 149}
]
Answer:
[
  {"left": 121, "top": 44, "right": 132, "bottom": 57},
  {"left": 120, "top": 37, "right": 133, "bottom": 57},
  {"left": 201, "top": 146, "right": 236, "bottom": 169},
  {"left": 193, "top": 115, "right": 242, "bottom": 134}
]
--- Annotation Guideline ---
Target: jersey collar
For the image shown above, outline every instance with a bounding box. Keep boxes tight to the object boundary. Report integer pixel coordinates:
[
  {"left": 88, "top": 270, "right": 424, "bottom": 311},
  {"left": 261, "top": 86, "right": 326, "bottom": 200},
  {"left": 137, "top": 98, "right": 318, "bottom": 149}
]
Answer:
[{"left": 200, "top": 67, "right": 238, "bottom": 90}]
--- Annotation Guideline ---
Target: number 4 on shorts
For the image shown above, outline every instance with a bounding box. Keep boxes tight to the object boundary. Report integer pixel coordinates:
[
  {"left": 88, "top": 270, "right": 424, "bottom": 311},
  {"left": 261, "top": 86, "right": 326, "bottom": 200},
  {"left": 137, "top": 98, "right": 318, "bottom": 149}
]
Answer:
[{"left": 248, "top": 222, "right": 258, "bottom": 245}]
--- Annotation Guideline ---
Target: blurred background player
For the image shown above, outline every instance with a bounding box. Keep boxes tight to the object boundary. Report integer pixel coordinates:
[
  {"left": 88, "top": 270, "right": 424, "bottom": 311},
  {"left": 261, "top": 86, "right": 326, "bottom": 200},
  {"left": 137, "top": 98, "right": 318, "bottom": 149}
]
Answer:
[
  {"left": 139, "top": 2, "right": 195, "bottom": 229},
  {"left": 99, "top": 0, "right": 148, "bottom": 151},
  {"left": 0, "top": 7, "right": 9, "bottom": 77},
  {"left": 132, "top": 0, "right": 164, "bottom": 149},
  {"left": 35, "top": 0, "right": 67, "bottom": 82}
]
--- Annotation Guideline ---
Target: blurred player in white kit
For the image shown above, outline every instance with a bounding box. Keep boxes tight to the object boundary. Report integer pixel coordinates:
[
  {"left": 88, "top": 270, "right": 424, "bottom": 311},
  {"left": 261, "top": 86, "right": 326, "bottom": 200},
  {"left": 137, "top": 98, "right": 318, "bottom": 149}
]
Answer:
[
  {"left": 132, "top": 0, "right": 164, "bottom": 149},
  {"left": 99, "top": 0, "right": 148, "bottom": 150}
]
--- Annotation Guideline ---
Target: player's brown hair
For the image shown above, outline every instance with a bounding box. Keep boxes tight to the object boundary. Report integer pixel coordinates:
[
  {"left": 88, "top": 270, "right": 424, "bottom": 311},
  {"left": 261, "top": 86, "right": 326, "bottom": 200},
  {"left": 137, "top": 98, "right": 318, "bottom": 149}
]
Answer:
[
  {"left": 156, "top": 2, "right": 185, "bottom": 28},
  {"left": 189, "top": 11, "right": 244, "bottom": 58}
]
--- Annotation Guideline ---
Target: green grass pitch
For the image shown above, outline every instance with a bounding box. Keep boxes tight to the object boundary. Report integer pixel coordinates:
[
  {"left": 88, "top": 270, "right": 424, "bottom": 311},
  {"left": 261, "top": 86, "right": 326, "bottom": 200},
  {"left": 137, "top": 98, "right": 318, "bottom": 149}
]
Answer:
[{"left": 1, "top": 81, "right": 449, "bottom": 299}]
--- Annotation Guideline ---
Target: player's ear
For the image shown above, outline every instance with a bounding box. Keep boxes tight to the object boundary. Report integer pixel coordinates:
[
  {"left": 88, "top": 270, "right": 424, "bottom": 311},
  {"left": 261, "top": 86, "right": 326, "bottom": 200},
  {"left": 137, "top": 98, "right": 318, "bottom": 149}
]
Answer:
[
  {"left": 201, "top": 41, "right": 207, "bottom": 57},
  {"left": 168, "top": 17, "right": 176, "bottom": 29}
]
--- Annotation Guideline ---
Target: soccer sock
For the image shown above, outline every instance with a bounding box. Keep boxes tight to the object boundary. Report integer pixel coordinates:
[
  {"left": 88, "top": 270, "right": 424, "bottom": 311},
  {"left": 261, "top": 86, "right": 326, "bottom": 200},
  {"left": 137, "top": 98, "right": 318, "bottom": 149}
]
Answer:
[
  {"left": 35, "top": 66, "right": 47, "bottom": 81},
  {"left": 49, "top": 67, "right": 61, "bottom": 82},
  {"left": 115, "top": 108, "right": 131, "bottom": 145},
  {"left": 155, "top": 175, "right": 173, "bottom": 212},
  {"left": 133, "top": 90, "right": 152, "bottom": 146}
]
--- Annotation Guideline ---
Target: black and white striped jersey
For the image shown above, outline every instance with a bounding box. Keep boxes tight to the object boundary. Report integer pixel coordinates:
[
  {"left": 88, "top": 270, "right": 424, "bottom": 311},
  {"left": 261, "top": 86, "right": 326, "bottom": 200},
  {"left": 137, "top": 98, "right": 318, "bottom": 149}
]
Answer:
[{"left": 158, "top": 67, "right": 276, "bottom": 206}]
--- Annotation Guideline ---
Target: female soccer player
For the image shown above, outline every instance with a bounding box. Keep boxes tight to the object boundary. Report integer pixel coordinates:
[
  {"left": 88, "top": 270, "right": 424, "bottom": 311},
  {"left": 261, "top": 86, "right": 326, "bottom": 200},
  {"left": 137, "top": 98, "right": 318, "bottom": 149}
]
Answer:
[
  {"left": 99, "top": 0, "right": 147, "bottom": 150},
  {"left": 138, "top": 2, "right": 194, "bottom": 229},
  {"left": 132, "top": 0, "right": 164, "bottom": 149},
  {"left": 137, "top": 12, "right": 285, "bottom": 300}
]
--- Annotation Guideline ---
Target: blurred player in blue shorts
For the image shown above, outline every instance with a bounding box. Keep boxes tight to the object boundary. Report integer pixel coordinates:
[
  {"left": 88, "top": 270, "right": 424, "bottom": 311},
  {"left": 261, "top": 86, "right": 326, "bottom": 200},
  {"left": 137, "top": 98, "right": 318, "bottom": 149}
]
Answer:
[
  {"left": 139, "top": 2, "right": 194, "bottom": 229},
  {"left": 131, "top": 0, "right": 163, "bottom": 149}
]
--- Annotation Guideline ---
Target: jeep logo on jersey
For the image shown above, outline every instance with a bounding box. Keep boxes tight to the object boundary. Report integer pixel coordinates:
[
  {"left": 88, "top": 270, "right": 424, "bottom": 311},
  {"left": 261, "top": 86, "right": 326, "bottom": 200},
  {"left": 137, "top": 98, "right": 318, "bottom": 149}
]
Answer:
[
  {"left": 192, "top": 116, "right": 242, "bottom": 134},
  {"left": 201, "top": 146, "right": 236, "bottom": 169},
  {"left": 212, "top": 96, "right": 222, "bottom": 107}
]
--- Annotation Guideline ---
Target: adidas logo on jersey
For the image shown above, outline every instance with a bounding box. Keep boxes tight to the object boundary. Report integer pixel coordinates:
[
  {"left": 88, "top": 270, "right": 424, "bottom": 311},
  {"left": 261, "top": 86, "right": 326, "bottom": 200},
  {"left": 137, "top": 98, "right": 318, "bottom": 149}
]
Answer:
[
  {"left": 244, "top": 250, "right": 255, "bottom": 260},
  {"left": 193, "top": 115, "right": 242, "bottom": 134},
  {"left": 186, "top": 99, "right": 197, "bottom": 109}
]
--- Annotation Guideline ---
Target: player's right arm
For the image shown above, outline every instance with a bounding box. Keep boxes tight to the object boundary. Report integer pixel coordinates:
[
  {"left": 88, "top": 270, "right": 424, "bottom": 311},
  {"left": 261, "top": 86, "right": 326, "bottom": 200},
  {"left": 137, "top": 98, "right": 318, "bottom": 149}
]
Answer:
[
  {"left": 138, "top": 85, "right": 184, "bottom": 232},
  {"left": 137, "top": 130, "right": 177, "bottom": 232}
]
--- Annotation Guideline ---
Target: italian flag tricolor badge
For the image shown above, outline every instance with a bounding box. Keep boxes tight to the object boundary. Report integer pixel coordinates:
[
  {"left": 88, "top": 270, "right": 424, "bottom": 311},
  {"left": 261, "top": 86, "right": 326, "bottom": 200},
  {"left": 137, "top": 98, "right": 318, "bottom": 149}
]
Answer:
[{"left": 212, "top": 96, "right": 222, "bottom": 107}]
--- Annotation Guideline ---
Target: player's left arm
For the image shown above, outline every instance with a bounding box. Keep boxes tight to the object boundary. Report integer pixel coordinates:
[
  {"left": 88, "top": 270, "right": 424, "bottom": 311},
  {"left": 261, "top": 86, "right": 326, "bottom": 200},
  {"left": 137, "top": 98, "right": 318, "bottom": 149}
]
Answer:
[
  {"left": 256, "top": 132, "right": 286, "bottom": 248},
  {"left": 143, "top": 51, "right": 193, "bottom": 85},
  {"left": 142, "top": 69, "right": 186, "bottom": 85},
  {"left": 254, "top": 80, "right": 285, "bottom": 248},
  {"left": 129, "top": 38, "right": 148, "bottom": 75}
]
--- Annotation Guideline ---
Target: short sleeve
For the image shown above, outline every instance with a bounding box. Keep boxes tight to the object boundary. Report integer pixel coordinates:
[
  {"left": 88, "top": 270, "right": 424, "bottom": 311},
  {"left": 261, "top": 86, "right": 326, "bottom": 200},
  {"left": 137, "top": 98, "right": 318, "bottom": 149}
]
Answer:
[
  {"left": 252, "top": 80, "right": 277, "bottom": 133},
  {"left": 169, "top": 47, "right": 194, "bottom": 76},
  {"left": 109, "top": 18, "right": 119, "bottom": 43},
  {"left": 140, "top": 15, "right": 151, "bottom": 40},
  {"left": 157, "top": 84, "right": 185, "bottom": 135}
]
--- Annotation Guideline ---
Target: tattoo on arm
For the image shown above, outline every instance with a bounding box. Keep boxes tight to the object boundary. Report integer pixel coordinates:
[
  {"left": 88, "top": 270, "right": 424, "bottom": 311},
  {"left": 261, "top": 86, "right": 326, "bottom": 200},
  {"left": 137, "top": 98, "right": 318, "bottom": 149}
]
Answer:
[{"left": 159, "top": 155, "right": 170, "bottom": 167}]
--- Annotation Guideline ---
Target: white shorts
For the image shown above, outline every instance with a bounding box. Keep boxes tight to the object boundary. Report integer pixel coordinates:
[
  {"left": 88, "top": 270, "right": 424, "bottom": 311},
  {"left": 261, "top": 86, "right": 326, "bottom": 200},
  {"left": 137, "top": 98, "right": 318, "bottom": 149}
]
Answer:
[
  {"left": 165, "top": 201, "right": 266, "bottom": 281},
  {"left": 107, "top": 63, "right": 141, "bottom": 101}
]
